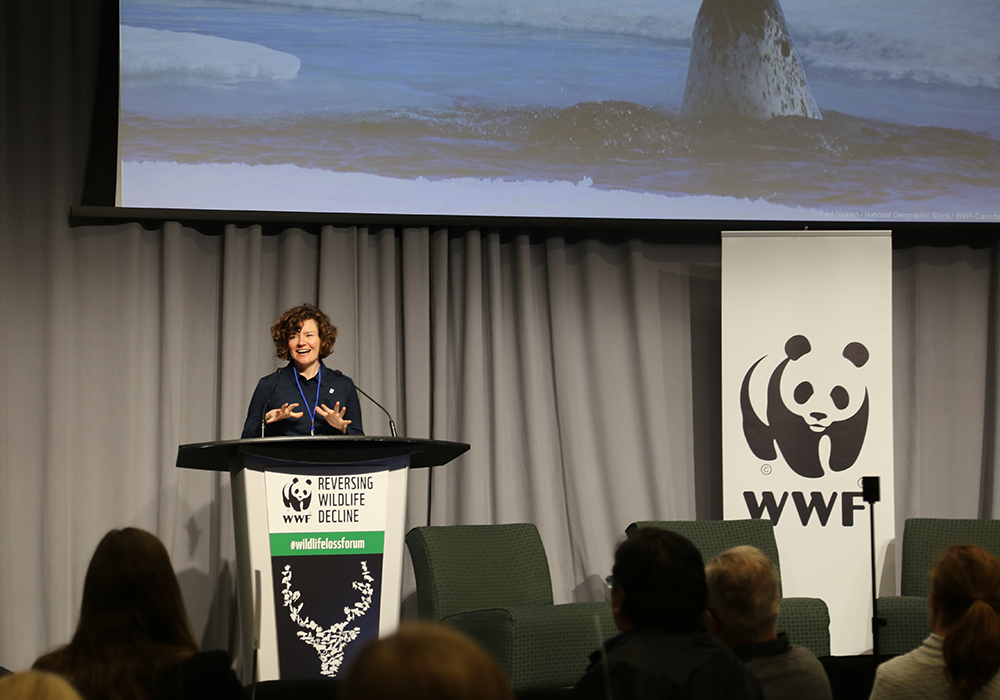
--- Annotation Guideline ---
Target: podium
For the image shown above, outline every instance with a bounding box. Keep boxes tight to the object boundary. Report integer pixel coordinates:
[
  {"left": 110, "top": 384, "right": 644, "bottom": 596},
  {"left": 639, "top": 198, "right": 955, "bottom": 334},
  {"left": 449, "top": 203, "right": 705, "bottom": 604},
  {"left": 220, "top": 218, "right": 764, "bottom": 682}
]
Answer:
[{"left": 176, "top": 436, "right": 469, "bottom": 681}]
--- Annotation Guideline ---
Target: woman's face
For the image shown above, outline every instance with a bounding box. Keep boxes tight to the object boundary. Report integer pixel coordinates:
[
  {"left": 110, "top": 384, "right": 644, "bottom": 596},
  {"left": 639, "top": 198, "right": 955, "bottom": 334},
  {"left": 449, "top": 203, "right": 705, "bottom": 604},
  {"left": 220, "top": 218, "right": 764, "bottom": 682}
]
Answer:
[{"left": 288, "top": 318, "right": 321, "bottom": 372}]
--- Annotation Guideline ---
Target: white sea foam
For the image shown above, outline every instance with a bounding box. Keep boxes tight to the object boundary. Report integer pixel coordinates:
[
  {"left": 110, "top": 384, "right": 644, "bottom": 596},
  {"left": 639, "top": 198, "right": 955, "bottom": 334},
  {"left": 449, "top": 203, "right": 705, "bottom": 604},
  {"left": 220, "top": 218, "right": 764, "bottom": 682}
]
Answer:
[
  {"left": 121, "top": 25, "right": 301, "bottom": 81},
  {"left": 208, "top": 0, "right": 997, "bottom": 90},
  {"left": 121, "top": 160, "right": 817, "bottom": 220}
]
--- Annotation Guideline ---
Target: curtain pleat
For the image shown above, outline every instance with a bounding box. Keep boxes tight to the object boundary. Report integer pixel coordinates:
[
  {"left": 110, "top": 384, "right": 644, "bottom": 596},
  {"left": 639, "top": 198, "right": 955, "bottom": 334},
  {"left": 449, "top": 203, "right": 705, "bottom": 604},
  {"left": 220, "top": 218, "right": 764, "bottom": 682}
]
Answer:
[{"left": 892, "top": 246, "right": 994, "bottom": 526}]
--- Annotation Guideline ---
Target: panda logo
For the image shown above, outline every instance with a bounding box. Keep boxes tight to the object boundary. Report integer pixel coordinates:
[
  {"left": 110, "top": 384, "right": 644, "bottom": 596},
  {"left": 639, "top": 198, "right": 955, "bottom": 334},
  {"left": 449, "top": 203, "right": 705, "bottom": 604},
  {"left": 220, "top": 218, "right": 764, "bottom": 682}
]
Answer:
[
  {"left": 282, "top": 477, "right": 313, "bottom": 512},
  {"left": 740, "top": 335, "right": 869, "bottom": 478}
]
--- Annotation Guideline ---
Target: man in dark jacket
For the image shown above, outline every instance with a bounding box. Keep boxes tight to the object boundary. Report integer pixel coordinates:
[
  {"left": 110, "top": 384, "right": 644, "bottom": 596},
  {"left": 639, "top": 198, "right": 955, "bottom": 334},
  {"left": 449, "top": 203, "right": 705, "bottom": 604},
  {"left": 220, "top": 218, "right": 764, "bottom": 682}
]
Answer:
[{"left": 570, "top": 528, "right": 762, "bottom": 700}]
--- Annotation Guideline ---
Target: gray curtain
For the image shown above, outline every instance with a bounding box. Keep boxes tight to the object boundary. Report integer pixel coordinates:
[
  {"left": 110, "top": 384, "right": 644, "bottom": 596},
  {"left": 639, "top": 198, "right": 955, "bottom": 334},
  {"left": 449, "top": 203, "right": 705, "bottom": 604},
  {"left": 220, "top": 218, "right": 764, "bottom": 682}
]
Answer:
[
  {"left": 892, "top": 245, "right": 1000, "bottom": 522},
  {"left": 3, "top": 0, "right": 1000, "bottom": 676}
]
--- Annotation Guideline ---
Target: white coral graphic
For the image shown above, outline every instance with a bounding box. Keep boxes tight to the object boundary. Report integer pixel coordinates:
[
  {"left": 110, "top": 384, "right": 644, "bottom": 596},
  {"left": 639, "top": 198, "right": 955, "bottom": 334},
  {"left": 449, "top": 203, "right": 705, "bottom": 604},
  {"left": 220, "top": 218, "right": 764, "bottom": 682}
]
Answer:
[{"left": 280, "top": 561, "right": 375, "bottom": 676}]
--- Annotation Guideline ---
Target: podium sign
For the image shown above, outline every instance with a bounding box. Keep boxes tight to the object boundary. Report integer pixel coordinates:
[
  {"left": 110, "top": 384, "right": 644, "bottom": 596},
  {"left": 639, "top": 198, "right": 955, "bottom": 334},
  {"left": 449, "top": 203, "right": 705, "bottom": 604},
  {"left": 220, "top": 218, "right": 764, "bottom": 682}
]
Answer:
[
  {"left": 235, "top": 456, "right": 408, "bottom": 679},
  {"left": 177, "top": 436, "right": 469, "bottom": 681}
]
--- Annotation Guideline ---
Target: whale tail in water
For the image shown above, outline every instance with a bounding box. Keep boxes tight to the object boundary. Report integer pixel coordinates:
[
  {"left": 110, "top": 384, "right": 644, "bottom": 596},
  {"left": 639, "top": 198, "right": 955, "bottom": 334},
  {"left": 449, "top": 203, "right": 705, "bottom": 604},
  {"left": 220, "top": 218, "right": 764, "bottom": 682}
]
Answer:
[{"left": 680, "top": 0, "right": 821, "bottom": 121}]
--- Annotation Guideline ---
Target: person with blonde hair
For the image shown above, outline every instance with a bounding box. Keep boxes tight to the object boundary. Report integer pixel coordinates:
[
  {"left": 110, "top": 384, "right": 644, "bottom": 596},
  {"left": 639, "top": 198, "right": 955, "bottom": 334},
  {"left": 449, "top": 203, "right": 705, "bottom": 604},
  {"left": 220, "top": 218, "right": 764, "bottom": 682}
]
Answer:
[
  {"left": 32, "top": 528, "right": 246, "bottom": 700},
  {"left": 870, "top": 544, "right": 1000, "bottom": 700},
  {"left": 0, "top": 670, "right": 83, "bottom": 700},
  {"left": 341, "top": 622, "right": 513, "bottom": 700},
  {"left": 705, "top": 546, "right": 831, "bottom": 700}
]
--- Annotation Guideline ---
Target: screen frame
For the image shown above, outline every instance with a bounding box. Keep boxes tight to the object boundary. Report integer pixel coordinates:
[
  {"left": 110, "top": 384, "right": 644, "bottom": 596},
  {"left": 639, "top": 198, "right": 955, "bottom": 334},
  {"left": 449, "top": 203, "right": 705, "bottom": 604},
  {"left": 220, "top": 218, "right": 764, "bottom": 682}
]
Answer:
[{"left": 78, "top": 0, "right": 1000, "bottom": 245}]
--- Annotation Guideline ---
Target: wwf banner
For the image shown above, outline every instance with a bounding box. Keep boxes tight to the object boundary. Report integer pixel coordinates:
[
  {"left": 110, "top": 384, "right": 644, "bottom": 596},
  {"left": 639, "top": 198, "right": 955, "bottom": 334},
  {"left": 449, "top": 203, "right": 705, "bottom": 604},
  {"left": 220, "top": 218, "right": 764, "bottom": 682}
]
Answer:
[
  {"left": 722, "top": 231, "right": 894, "bottom": 655},
  {"left": 265, "top": 468, "right": 389, "bottom": 678}
]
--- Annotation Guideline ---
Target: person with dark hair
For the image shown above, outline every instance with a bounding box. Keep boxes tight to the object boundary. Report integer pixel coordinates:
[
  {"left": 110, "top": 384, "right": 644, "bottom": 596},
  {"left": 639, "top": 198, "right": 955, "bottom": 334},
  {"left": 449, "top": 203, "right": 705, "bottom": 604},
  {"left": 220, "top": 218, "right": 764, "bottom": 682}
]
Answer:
[
  {"left": 241, "top": 304, "right": 364, "bottom": 438},
  {"left": 705, "top": 546, "right": 832, "bottom": 700},
  {"left": 570, "top": 528, "right": 762, "bottom": 700},
  {"left": 870, "top": 544, "right": 1000, "bottom": 700},
  {"left": 342, "top": 622, "right": 514, "bottom": 700},
  {"left": 32, "top": 528, "right": 247, "bottom": 700}
]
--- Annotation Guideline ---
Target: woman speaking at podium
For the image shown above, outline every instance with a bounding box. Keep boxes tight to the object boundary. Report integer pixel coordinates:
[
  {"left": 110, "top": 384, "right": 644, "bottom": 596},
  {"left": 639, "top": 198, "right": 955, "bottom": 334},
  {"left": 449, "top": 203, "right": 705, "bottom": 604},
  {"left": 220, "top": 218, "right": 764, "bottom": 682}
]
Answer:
[{"left": 241, "top": 304, "right": 364, "bottom": 439}]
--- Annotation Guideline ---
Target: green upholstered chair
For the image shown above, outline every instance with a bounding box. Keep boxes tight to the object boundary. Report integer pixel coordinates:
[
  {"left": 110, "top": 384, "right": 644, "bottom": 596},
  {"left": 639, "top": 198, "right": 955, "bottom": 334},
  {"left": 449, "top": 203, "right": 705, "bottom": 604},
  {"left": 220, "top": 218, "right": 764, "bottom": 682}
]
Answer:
[
  {"left": 405, "top": 523, "right": 616, "bottom": 691},
  {"left": 626, "top": 519, "right": 831, "bottom": 657},
  {"left": 877, "top": 518, "right": 1000, "bottom": 656}
]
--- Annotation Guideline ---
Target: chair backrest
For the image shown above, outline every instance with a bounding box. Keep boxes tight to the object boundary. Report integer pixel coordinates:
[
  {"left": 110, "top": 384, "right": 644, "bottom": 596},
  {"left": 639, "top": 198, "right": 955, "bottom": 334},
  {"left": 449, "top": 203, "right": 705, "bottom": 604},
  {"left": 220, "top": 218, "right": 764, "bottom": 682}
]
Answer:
[
  {"left": 626, "top": 519, "right": 783, "bottom": 595},
  {"left": 405, "top": 523, "right": 555, "bottom": 620},
  {"left": 900, "top": 518, "right": 1000, "bottom": 597}
]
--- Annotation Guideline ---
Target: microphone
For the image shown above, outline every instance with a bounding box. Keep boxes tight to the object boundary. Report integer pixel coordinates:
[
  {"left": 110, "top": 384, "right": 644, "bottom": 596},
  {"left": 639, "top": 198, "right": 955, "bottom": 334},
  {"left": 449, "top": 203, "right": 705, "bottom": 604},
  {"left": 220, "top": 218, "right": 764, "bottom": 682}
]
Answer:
[
  {"left": 333, "top": 369, "right": 397, "bottom": 437},
  {"left": 259, "top": 367, "right": 283, "bottom": 438}
]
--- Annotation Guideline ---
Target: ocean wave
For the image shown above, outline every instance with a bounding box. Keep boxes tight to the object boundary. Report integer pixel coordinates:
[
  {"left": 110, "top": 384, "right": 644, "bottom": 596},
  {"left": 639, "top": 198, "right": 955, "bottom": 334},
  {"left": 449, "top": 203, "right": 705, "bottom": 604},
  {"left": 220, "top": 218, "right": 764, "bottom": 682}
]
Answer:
[
  {"left": 121, "top": 25, "right": 301, "bottom": 81},
  {"left": 121, "top": 102, "right": 1000, "bottom": 173},
  {"left": 232, "top": 0, "right": 702, "bottom": 43},
  {"left": 219, "top": 0, "right": 999, "bottom": 91},
  {"left": 130, "top": 0, "right": 999, "bottom": 93},
  {"left": 792, "top": 0, "right": 1000, "bottom": 90}
]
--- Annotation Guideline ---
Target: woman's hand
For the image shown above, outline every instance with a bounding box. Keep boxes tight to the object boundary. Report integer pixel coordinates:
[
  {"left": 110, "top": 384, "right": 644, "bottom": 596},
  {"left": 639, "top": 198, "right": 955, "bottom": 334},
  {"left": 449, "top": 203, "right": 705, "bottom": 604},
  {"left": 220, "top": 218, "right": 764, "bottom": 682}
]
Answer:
[
  {"left": 317, "top": 401, "right": 352, "bottom": 433},
  {"left": 265, "top": 403, "right": 303, "bottom": 424}
]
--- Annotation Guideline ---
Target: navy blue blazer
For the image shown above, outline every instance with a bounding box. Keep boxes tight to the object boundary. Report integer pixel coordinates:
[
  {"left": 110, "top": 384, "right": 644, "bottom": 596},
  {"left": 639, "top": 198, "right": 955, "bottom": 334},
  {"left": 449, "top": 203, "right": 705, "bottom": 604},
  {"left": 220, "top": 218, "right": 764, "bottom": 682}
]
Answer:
[{"left": 241, "top": 362, "right": 364, "bottom": 439}]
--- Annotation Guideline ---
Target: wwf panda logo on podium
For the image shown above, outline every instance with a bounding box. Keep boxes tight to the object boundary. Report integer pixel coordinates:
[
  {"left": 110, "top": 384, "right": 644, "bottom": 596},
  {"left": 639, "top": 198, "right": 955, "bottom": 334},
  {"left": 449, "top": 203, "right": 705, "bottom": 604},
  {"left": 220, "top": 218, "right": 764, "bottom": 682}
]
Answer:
[
  {"left": 741, "top": 335, "right": 870, "bottom": 478},
  {"left": 282, "top": 477, "right": 313, "bottom": 512}
]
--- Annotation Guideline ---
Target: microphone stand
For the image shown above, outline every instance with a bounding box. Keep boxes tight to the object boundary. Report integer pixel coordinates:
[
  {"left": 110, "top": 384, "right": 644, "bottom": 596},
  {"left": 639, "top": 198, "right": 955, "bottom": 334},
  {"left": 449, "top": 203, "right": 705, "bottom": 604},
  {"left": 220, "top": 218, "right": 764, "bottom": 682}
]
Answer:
[
  {"left": 333, "top": 370, "right": 397, "bottom": 437},
  {"left": 259, "top": 368, "right": 283, "bottom": 437},
  {"left": 332, "top": 370, "right": 414, "bottom": 520},
  {"left": 862, "top": 476, "right": 886, "bottom": 667}
]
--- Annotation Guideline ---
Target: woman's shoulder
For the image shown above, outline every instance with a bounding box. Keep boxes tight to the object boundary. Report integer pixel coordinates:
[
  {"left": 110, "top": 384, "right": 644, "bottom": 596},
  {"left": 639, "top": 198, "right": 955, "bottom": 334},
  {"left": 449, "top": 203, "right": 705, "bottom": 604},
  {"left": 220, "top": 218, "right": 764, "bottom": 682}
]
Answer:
[
  {"left": 871, "top": 640, "right": 949, "bottom": 699},
  {"left": 31, "top": 646, "right": 74, "bottom": 676},
  {"left": 261, "top": 366, "right": 290, "bottom": 384},
  {"left": 250, "top": 366, "right": 292, "bottom": 395},
  {"left": 153, "top": 650, "right": 248, "bottom": 700}
]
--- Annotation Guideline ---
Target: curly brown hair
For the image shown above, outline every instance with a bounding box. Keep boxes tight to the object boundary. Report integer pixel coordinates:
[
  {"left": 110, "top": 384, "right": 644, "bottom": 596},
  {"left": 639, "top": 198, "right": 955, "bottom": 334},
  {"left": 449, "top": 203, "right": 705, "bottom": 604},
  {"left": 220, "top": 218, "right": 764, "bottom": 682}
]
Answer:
[{"left": 271, "top": 304, "right": 338, "bottom": 360}]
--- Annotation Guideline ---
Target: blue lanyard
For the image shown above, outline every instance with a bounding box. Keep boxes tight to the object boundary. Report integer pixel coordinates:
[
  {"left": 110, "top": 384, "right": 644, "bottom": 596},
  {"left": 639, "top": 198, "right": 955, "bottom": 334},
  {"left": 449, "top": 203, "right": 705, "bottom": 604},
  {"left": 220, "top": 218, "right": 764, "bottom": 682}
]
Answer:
[{"left": 292, "top": 364, "right": 322, "bottom": 436}]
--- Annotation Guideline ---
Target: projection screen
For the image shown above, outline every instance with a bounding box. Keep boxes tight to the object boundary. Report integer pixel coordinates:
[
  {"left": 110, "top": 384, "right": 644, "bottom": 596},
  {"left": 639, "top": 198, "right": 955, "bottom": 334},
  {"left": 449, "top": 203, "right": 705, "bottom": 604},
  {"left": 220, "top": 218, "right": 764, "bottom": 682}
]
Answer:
[{"left": 119, "top": 0, "right": 1000, "bottom": 223}]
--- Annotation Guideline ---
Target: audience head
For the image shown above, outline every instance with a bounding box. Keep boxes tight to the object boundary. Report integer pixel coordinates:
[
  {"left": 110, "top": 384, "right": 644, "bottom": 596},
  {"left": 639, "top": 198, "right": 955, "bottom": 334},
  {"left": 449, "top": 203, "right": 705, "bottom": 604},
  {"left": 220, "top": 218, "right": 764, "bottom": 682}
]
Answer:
[
  {"left": 342, "top": 622, "right": 513, "bottom": 700},
  {"left": 271, "top": 304, "right": 338, "bottom": 360},
  {"left": 705, "top": 545, "right": 781, "bottom": 649},
  {"left": 929, "top": 544, "right": 1000, "bottom": 700},
  {"left": 71, "top": 527, "right": 198, "bottom": 653},
  {"left": 610, "top": 527, "right": 707, "bottom": 632},
  {"left": 0, "top": 670, "right": 83, "bottom": 700},
  {"left": 32, "top": 527, "right": 198, "bottom": 700}
]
